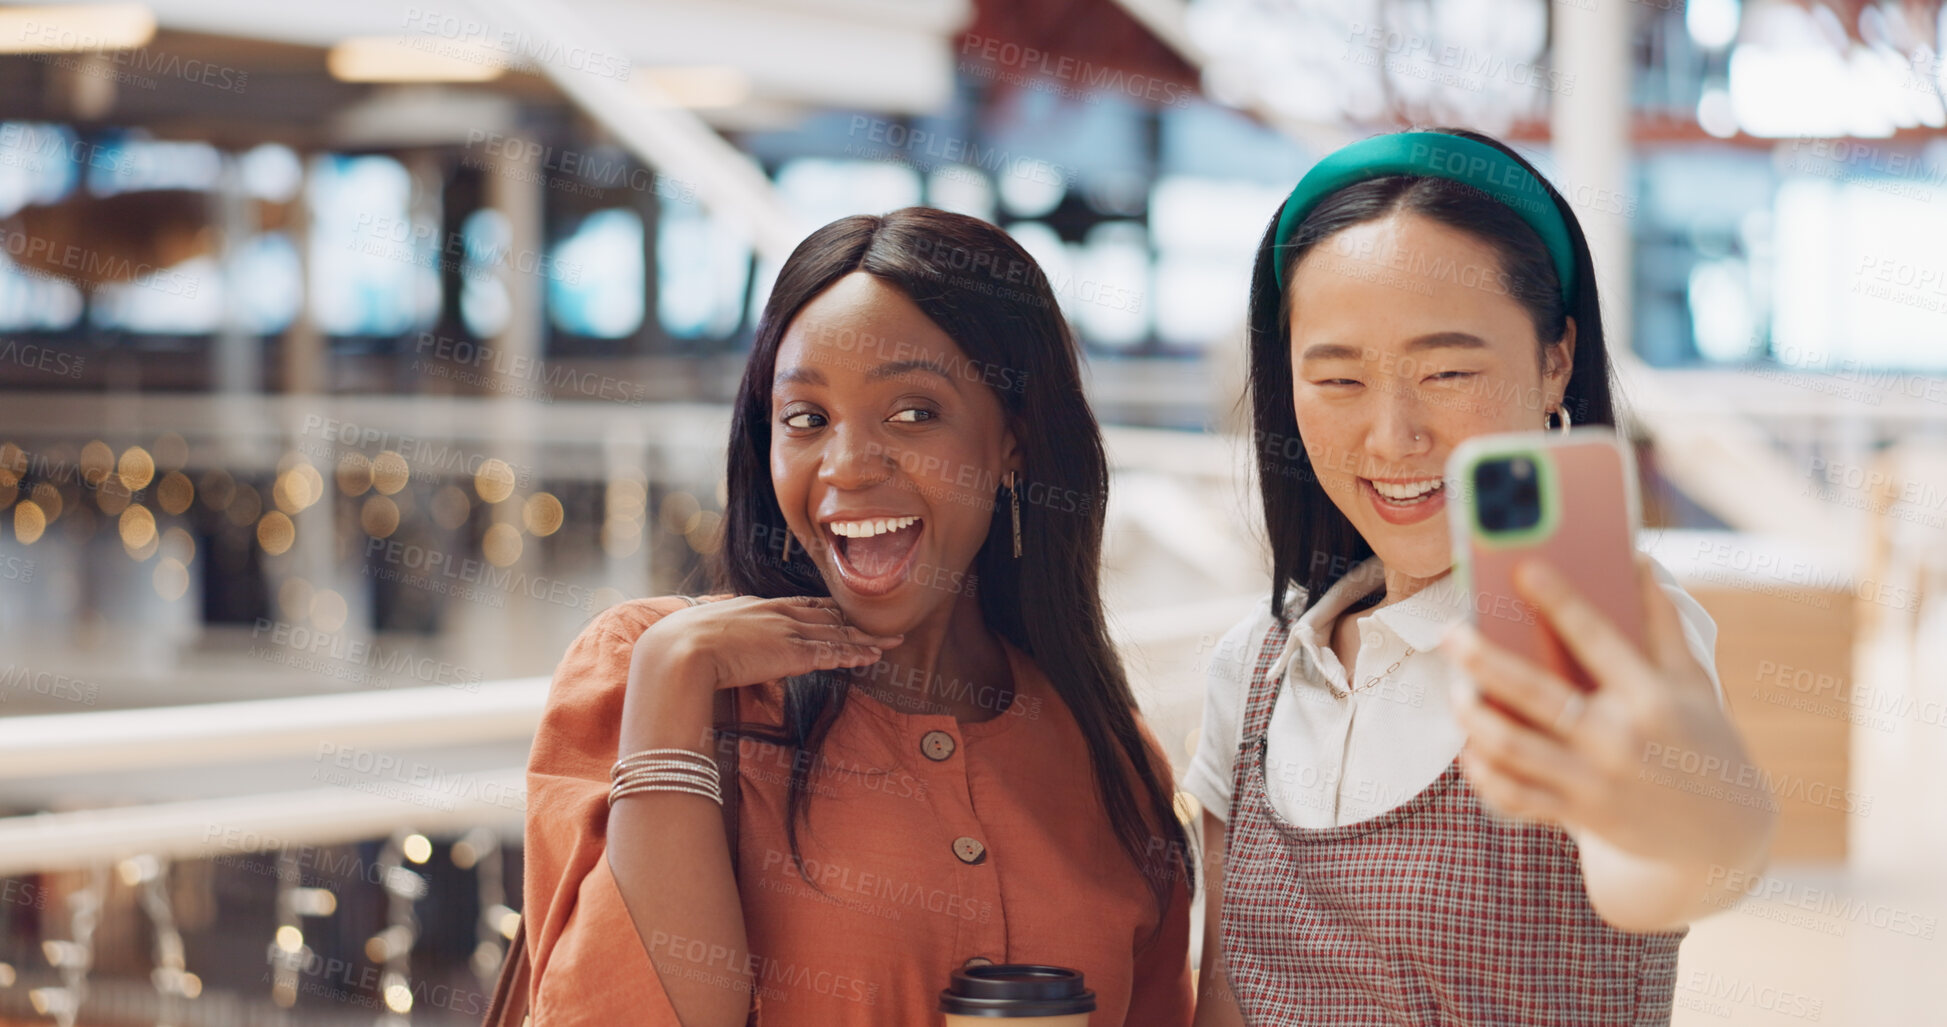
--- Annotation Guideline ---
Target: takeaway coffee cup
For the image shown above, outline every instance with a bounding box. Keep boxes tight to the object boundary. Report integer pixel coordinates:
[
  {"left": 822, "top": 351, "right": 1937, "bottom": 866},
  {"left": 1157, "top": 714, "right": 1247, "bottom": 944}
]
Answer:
[{"left": 939, "top": 964, "right": 1095, "bottom": 1025}]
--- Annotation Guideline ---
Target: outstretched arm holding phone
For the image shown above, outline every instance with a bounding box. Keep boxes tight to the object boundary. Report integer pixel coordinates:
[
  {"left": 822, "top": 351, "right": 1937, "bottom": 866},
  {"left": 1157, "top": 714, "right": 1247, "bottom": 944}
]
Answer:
[{"left": 1443, "top": 553, "right": 1777, "bottom": 933}]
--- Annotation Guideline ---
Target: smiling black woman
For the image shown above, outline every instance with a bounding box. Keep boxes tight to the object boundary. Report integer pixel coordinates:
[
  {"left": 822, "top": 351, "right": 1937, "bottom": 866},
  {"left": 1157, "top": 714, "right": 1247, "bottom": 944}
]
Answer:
[{"left": 521, "top": 208, "right": 1196, "bottom": 1027}]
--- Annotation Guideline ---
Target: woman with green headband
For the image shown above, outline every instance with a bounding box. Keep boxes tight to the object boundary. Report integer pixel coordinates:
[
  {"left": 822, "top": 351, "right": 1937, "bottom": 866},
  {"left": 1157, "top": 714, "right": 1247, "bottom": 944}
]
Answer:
[{"left": 1183, "top": 128, "right": 1773, "bottom": 1025}]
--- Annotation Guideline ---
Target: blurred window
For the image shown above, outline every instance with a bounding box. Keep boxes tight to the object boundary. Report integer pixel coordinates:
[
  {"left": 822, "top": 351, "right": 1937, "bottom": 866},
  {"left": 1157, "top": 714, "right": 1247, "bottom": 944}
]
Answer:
[
  {"left": 549, "top": 207, "right": 646, "bottom": 339},
  {"left": 308, "top": 154, "right": 440, "bottom": 338}
]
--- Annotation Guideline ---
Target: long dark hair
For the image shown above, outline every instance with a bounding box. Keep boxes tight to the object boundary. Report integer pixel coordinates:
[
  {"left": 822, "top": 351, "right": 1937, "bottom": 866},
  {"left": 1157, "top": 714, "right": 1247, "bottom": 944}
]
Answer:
[
  {"left": 714, "top": 207, "right": 1192, "bottom": 920},
  {"left": 1246, "top": 127, "right": 1621, "bottom": 620}
]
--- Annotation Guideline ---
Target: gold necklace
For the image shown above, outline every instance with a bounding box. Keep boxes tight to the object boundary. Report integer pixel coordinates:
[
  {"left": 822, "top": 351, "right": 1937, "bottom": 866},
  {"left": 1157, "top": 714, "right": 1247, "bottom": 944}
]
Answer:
[
  {"left": 1320, "top": 589, "right": 1413, "bottom": 700},
  {"left": 1338, "top": 646, "right": 1418, "bottom": 700}
]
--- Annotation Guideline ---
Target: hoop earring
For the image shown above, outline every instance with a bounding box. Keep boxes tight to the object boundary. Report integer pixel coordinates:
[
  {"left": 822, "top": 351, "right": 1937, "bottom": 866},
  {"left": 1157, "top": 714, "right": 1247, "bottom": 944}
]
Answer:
[
  {"left": 1546, "top": 404, "right": 1573, "bottom": 434},
  {"left": 1007, "top": 471, "right": 1022, "bottom": 559}
]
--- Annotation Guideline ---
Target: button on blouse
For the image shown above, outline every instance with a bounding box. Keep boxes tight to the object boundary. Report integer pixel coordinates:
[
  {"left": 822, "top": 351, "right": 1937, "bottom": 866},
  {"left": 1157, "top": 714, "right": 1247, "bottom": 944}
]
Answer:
[{"left": 921, "top": 730, "right": 957, "bottom": 761}]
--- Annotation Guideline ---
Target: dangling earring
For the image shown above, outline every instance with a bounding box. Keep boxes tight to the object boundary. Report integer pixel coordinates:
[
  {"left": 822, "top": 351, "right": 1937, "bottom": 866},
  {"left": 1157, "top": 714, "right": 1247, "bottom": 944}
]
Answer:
[
  {"left": 1545, "top": 404, "right": 1573, "bottom": 434},
  {"left": 1007, "top": 471, "right": 1022, "bottom": 559},
  {"left": 778, "top": 524, "right": 793, "bottom": 565}
]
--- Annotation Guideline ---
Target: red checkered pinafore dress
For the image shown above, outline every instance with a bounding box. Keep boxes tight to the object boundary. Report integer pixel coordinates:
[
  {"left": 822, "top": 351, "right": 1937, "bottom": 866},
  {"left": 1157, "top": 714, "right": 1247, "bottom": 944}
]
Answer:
[{"left": 1220, "top": 614, "right": 1685, "bottom": 1025}]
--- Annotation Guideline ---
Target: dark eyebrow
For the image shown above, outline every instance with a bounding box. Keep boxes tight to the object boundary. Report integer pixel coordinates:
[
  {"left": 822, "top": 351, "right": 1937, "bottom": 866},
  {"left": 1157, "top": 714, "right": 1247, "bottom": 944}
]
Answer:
[
  {"left": 1298, "top": 343, "right": 1363, "bottom": 362},
  {"left": 773, "top": 365, "right": 826, "bottom": 388},
  {"left": 1405, "top": 332, "right": 1489, "bottom": 352},
  {"left": 1299, "top": 333, "right": 1488, "bottom": 362},
  {"left": 867, "top": 359, "right": 959, "bottom": 389},
  {"left": 773, "top": 359, "right": 960, "bottom": 391}
]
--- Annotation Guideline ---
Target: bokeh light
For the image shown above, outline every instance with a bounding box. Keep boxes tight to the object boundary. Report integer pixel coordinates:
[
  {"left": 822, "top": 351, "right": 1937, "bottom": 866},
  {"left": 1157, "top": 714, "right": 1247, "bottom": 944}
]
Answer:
[
  {"left": 522, "top": 492, "right": 563, "bottom": 536},
  {"left": 256, "top": 510, "right": 294, "bottom": 554},
  {"left": 659, "top": 491, "right": 701, "bottom": 535},
  {"left": 153, "top": 557, "right": 189, "bottom": 600},
  {"left": 336, "top": 453, "right": 373, "bottom": 496},
  {"left": 119, "top": 505, "right": 157, "bottom": 551},
  {"left": 402, "top": 834, "right": 432, "bottom": 863},
  {"left": 79, "top": 440, "right": 113, "bottom": 486},
  {"left": 474, "top": 458, "right": 516, "bottom": 503},
  {"left": 157, "top": 471, "right": 195, "bottom": 515},
  {"left": 273, "top": 460, "right": 324, "bottom": 513},
  {"left": 310, "top": 589, "right": 348, "bottom": 632},
  {"left": 360, "top": 495, "right": 400, "bottom": 538},
  {"left": 686, "top": 510, "right": 723, "bottom": 554},
  {"left": 13, "top": 501, "right": 45, "bottom": 544},
  {"left": 117, "top": 446, "right": 156, "bottom": 491},
  {"left": 483, "top": 522, "right": 523, "bottom": 566},
  {"left": 372, "top": 451, "right": 409, "bottom": 494},
  {"left": 162, "top": 526, "right": 195, "bottom": 562}
]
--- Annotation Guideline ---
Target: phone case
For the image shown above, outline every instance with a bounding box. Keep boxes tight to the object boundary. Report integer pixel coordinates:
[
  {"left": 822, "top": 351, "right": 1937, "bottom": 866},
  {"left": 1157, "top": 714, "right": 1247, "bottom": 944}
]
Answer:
[{"left": 1446, "top": 428, "right": 1644, "bottom": 691}]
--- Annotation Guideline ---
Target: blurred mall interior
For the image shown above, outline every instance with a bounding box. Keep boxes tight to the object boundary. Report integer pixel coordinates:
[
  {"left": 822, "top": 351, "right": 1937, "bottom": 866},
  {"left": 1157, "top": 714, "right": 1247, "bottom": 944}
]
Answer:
[{"left": 0, "top": 0, "right": 1944, "bottom": 1023}]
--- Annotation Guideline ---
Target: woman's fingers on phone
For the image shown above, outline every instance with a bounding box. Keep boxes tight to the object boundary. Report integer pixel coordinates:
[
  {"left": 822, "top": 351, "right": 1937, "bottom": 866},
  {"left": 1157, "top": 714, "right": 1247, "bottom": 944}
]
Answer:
[
  {"left": 1453, "top": 691, "right": 1588, "bottom": 796},
  {"left": 1447, "top": 624, "right": 1583, "bottom": 740},
  {"left": 1513, "top": 558, "right": 1657, "bottom": 701}
]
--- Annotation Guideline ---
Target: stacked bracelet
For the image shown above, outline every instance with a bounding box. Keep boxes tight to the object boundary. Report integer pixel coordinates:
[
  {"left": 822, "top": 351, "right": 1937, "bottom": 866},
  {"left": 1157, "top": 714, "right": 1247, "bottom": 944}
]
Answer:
[{"left": 610, "top": 747, "right": 722, "bottom": 806}]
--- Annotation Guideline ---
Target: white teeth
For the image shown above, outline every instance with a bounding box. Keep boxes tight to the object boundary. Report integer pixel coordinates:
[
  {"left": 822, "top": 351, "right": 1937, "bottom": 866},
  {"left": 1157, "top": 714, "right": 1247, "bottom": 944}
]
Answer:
[
  {"left": 829, "top": 515, "right": 919, "bottom": 538},
  {"left": 1371, "top": 478, "right": 1444, "bottom": 501}
]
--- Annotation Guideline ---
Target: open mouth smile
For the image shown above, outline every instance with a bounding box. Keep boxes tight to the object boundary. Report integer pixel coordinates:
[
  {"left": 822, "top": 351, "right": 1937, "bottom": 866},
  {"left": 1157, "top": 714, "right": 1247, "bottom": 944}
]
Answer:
[
  {"left": 823, "top": 515, "right": 924, "bottom": 597},
  {"left": 1361, "top": 476, "right": 1446, "bottom": 525}
]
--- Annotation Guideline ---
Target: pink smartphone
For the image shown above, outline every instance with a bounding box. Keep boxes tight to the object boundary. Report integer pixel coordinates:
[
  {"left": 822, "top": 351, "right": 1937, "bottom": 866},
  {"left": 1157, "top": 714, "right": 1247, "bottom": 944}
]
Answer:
[{"left": 1446, "top": 428, "right": 1645, "bottom": 691}]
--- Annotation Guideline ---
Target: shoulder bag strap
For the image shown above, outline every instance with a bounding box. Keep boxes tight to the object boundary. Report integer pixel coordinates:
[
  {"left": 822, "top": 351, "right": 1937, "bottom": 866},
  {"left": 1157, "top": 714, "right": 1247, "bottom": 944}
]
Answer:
[{"left": 482, "top": 920, "right": 531, "bottom": 1027}]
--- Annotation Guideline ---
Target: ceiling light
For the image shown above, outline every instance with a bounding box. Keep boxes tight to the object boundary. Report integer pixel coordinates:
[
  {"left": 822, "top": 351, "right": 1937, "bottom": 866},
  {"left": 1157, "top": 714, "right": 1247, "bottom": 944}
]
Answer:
[
  {"left": 0, "top": 4, "right": 156, "bottom": 54},
  {"left": 639, "top": 66, "right": 751, "bottom": 109},
  {"left": 328, "top": 36, "right": 505, "bottom": 83}
]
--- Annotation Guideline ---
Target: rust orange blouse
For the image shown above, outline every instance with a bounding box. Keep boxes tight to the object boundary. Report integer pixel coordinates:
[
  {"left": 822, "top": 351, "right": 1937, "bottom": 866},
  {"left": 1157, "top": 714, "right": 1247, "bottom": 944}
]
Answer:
[{"left": 523, "top": 597, "right": 1194, "bottom": 1026}]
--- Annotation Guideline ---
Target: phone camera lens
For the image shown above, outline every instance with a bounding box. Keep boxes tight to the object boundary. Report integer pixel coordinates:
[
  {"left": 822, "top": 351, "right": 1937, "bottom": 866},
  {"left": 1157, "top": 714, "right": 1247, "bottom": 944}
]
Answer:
[{"left": 1474, "top": 456, "right": 1543, "bottom": 534}]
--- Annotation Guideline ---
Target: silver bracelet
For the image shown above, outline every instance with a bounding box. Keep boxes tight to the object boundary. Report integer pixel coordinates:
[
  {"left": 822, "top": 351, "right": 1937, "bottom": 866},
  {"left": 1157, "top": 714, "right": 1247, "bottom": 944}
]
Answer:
[
  {"left": 609, "top": 777, "right": 722, "bottom": 806},
  {"left": 612, "top": 767, "right": 720, "bottom": 791},
  {"left": 615, "top": 747, "right": 715, "bottom": 763},
  {"left": 612, "top": 748, "right": 717, "bottom": 781},
  {"left": 612, "top": 759, "right": 721, "bottom": 782}
]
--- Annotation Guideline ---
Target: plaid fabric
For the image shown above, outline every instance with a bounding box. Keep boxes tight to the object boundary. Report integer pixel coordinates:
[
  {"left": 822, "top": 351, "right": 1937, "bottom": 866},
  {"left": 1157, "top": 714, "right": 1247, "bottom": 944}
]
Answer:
[{"left": 1220, "top": 615, "right": 1684, "bottom": 1026}]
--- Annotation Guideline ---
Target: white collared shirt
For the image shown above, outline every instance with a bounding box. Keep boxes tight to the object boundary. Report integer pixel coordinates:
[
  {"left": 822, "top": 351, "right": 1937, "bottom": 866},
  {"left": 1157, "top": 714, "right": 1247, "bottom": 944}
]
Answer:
[{"left": 1184, "top": 554, "right": 1725, "bottom": 829}]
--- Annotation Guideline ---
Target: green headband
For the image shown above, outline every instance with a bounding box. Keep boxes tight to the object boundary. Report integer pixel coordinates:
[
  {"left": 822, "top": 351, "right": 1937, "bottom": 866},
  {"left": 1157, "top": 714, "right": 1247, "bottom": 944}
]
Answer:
[{"left": 1271, "top": 132, "right": 1576, "bottom": 305}]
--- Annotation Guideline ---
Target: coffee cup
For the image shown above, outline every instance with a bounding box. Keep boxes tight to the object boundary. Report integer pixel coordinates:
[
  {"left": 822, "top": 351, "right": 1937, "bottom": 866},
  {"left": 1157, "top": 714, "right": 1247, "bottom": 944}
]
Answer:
[{"left": 939, "top": 963, "right": 1095, "bottom": 1025}]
